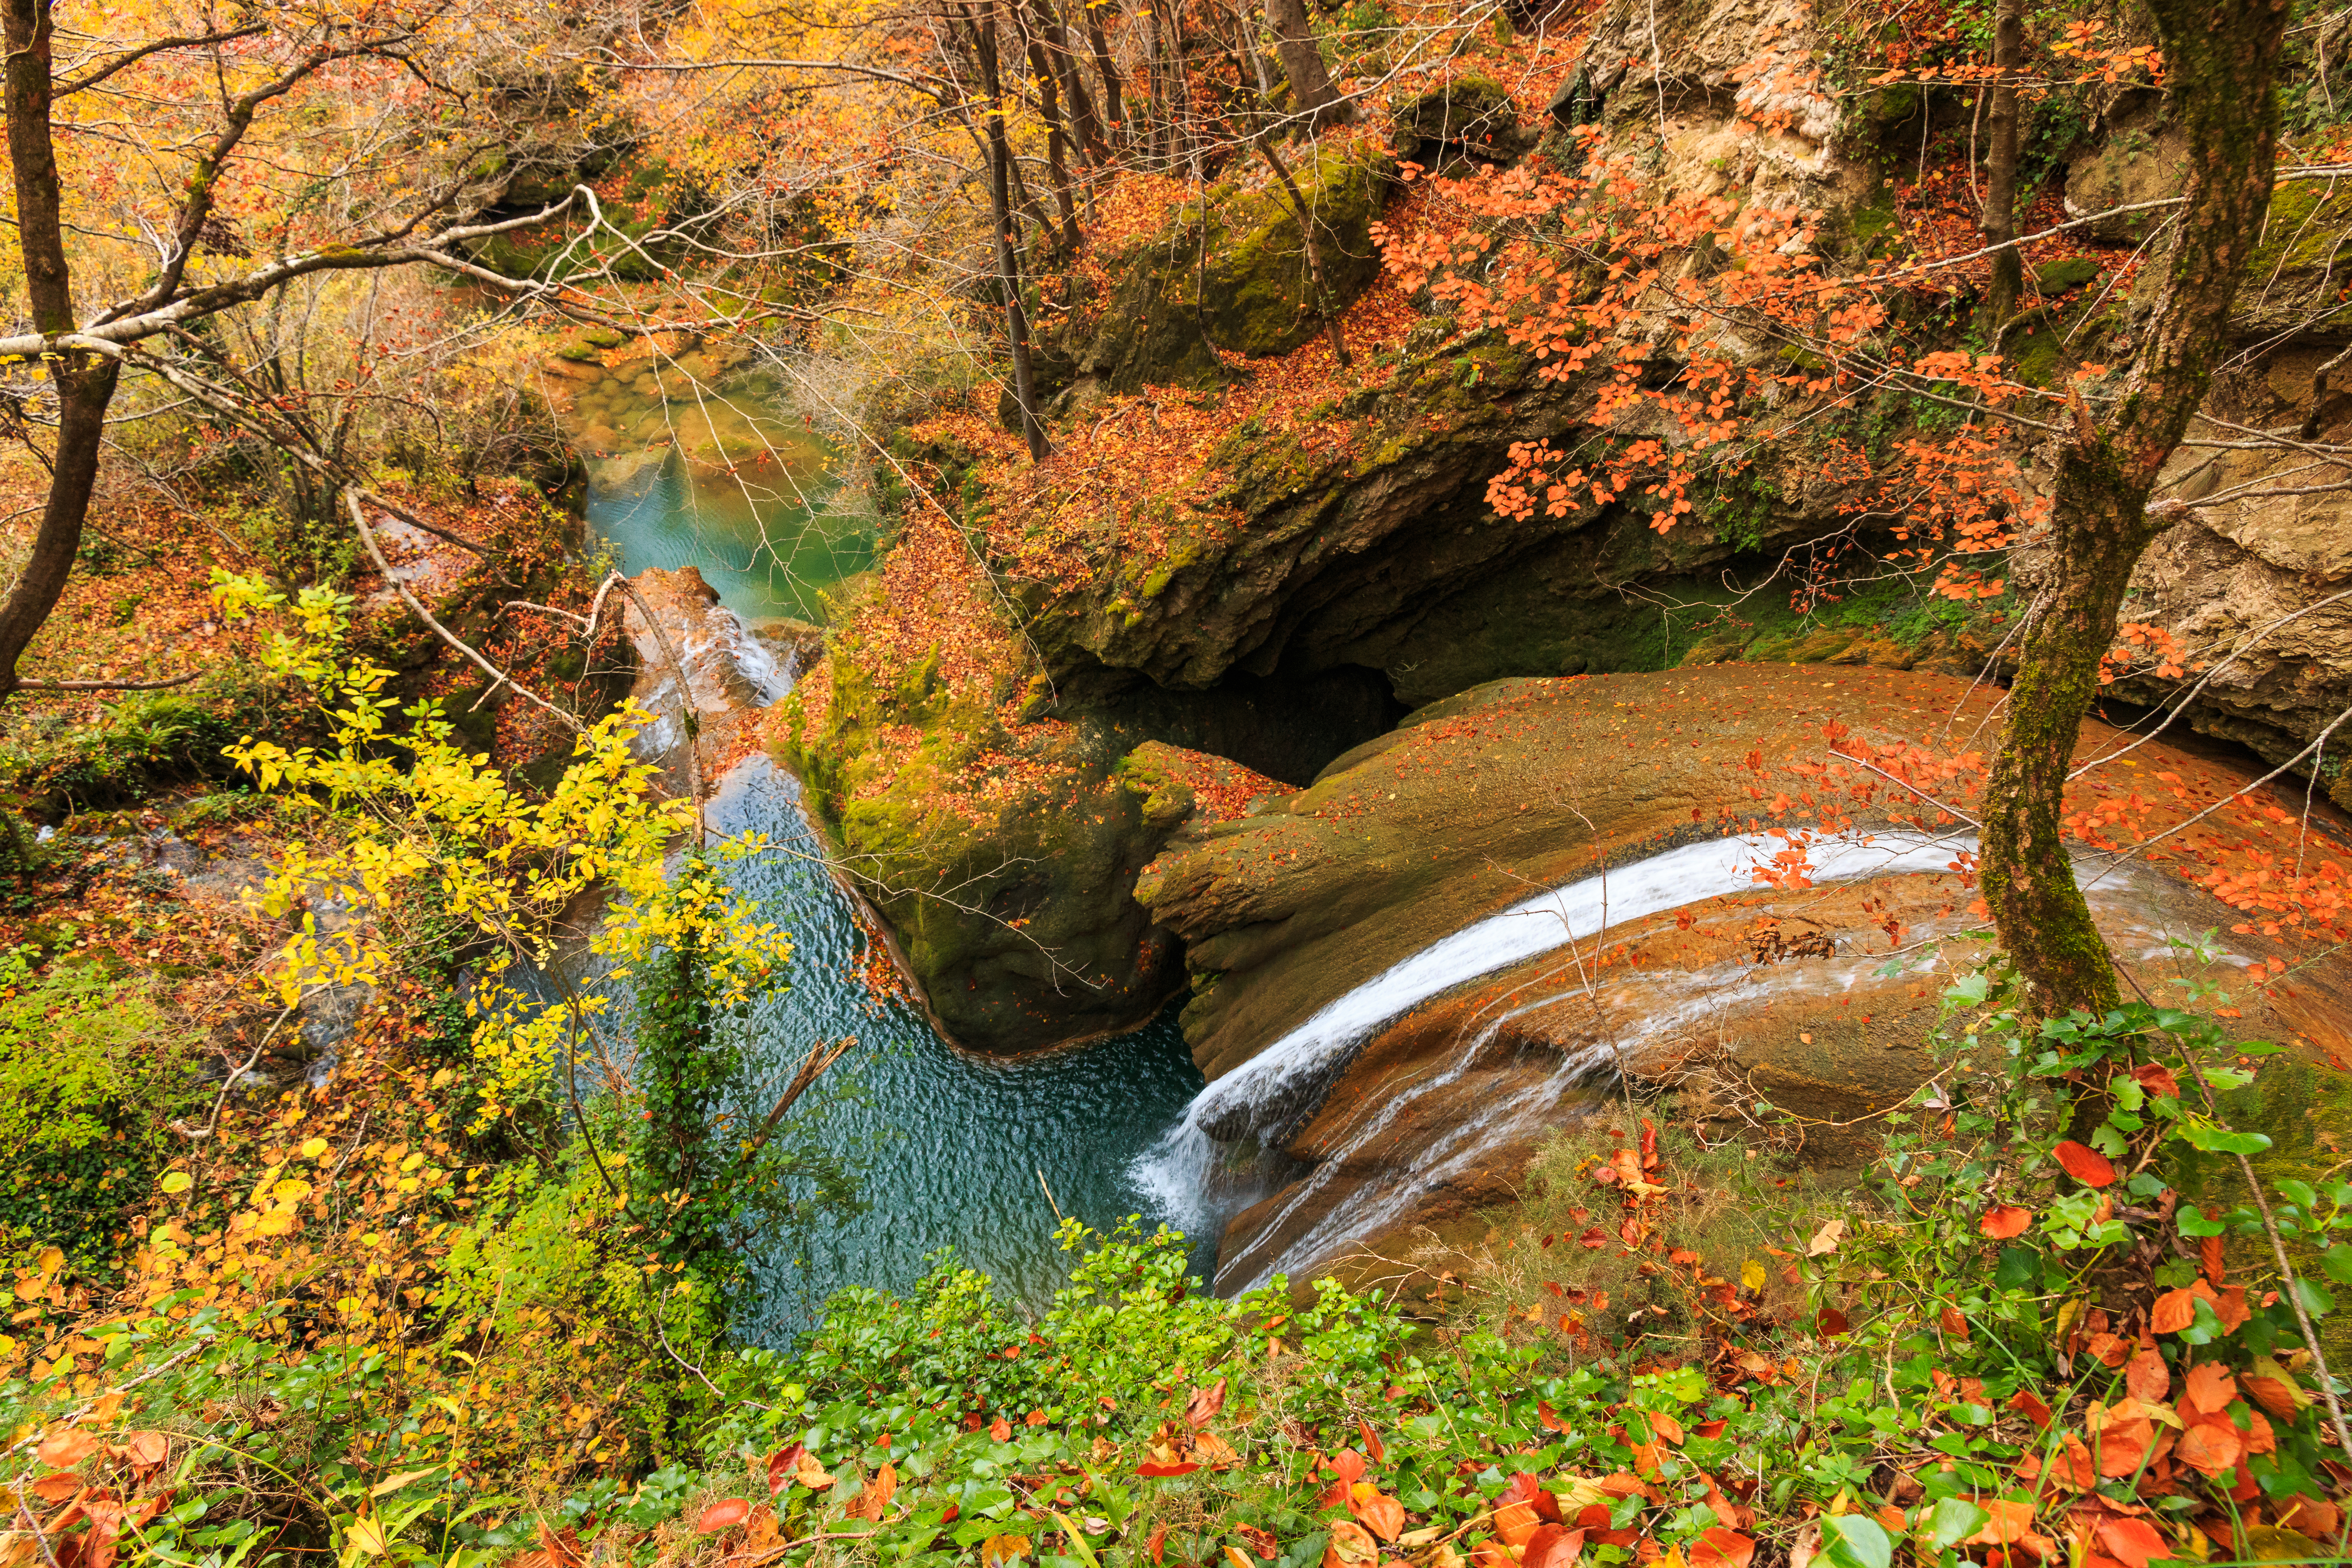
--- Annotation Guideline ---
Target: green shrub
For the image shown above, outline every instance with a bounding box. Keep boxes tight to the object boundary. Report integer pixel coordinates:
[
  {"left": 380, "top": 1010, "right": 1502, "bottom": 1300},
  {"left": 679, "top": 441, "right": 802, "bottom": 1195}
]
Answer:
[{"left": 0, "top": 946, "right": 199, "bottom": 1271}]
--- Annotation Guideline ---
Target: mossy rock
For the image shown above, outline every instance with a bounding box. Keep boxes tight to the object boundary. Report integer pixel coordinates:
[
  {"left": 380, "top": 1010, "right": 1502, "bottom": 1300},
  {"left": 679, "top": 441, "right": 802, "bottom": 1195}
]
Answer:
[
  {"left": 776, "top": 643, "right": 1189, "bottom": 1054},
  {"left": 1391, "top": 77, "right": 1534, "bottom": 165},
  {"left": 1054, "top": 141, "right": 1395, "bottom": 396},
  {"left": 2034, "top": 256, "right": 2101, "bottom": 293}
]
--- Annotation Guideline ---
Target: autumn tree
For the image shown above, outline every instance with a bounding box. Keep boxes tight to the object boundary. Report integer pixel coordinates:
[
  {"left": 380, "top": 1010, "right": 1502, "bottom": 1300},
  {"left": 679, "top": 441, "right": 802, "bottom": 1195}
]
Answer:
[{"left": 1979, "top": 0, "right": 2293, "bottom": 1018}]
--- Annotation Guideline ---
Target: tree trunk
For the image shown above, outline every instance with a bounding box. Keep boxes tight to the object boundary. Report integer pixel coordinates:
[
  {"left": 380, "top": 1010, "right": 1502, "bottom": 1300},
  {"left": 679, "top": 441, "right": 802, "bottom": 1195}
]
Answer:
[
  {"left": 1981, "top": 0, "right": 2026, "bottom": 323},
  {"left": 1265, "top": 0, "right": 1348, "bottom": 128},
  {"left": 1029, "top": 0, "right": 1106, "bottom": 163},
  {"left": 1024, "top": 29, "right": 1084, "bottom": 252},
  {"left": 972, "top": 9, "right": 1051, "bottom": 459},
  {"left": 1979, "top": 0, "right": 2289, "bottom": 1019},
  {"left": 1074, "top": 0, "right": 1125, "bottom": 145},
  {"left": 0, "top": 0, "right": 123, "bottom": 695}
]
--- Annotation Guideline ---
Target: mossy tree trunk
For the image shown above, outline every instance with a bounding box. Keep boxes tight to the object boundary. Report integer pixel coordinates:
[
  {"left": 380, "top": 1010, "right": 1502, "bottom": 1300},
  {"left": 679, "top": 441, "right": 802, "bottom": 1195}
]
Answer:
[{"left": 1980, "top": 0, "right": 2289, "bottom": 1018}]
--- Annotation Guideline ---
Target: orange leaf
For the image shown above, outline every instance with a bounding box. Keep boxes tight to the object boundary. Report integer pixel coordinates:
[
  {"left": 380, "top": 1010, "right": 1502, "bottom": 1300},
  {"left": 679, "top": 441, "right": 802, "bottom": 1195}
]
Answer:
[
  {"left": 2125, "top": 1349, "right": 2170, "bottom": 1403},
  {"left": 2009, "top": 1388, "right": 2055, "bottom": 1430},
  {"left": 2181, "top": 1363, "right": 2236, "bottom": 1415},
  {"left": 2150, "top": 1289, "right": 2197, "bottom": 1335},
  {"left": 1522, "top": 1524, "right": 1584, "bottom": 1568},
  {"left": 1691, "top": 1528, "right": 1756, "bottom": 1568},
  {"left": 1496, "top": 1501, "right": 1544, "bottom": 1548},
  {"left": 30, "top": 1473, "right": 80, "bottom": 1503},
  {"left": 1323, "top": 1519, "right": 1379, "bottom": 1568},
  {"left": 983, "top": 1533, "right": 1032, "bottom": 1568},
  {"left": 1187, "top": 1378, "right": 1228, "bottom": 1429},
  {"left": 1357, "top": 1419, "right": 1385, "bottom": 1463},
  {"left": 765, "top": 1443, "right": 806, "bottom": 1497},
  {"left": 2097, "top": 1518, "right": 2169, "bottom": 1568},
  {"left": 1137, "top": 1460, "right": 1200, "bottom": 1478},
  {"left": 989, "top": 1418, "right": 1013, "bottom": 1443},
  {"left": 694, "top": 1499, "right": 750, "bottom": 1535},
  {"left": 2053, "top": 1141, "right": 2116, "bottom": 1188},
  {"left": 1980, "top": 1206, "right": 2032, "bottom": 1239},
  {"left": 35, "top": 1430, "right": 100, "bottom": 1469},
  {"left": 1148, "top": 1524, "right": 1169, "bottom": 1565},
  {"left": 2176, "top": 1418, "right": 2243, "bottom": 1476},
  {"left": 847, "top": 1462, "right": 897, "bottom": 1522},
  {"left": 1349, "top": 1484, "right": 1406, "bottom": 1543}
]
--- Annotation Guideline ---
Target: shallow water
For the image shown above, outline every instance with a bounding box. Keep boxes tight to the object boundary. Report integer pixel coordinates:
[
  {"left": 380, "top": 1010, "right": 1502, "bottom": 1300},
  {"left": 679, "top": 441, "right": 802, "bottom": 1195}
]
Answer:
[
  {"left": 560, "top": 355, "right": 872, "bottom": 623},
  {"left": 700, "top": 757, "right": 1207, "bottom": 1342}
]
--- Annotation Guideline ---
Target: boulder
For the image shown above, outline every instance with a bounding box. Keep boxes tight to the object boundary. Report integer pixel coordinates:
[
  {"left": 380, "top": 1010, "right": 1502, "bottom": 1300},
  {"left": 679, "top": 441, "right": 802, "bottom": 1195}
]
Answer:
[{"left": 1390, "top": 77, "right": 1535, "bottom": 165}]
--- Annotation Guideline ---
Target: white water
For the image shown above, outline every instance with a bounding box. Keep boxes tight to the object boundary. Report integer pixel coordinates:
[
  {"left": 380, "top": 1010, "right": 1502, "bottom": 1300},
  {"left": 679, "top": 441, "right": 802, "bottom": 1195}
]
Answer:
[{"left": 1131, "top": 829, "right": 1976, "bottom": 1250}]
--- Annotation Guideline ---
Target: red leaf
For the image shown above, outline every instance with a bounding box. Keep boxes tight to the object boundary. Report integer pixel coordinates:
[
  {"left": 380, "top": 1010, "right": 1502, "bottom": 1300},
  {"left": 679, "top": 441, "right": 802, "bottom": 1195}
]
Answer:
[
  {"left": 1537, "top": 1400, "right": 1571, "bottom": 1433},
  {"left": 1136, "top": 1460, "right": 1201, "bottom": 1478},
  {"left": 1816, "top": 1307, "right": 1849, "bottom": 1338},
  {"left": 2132, "top": 1063, "right": 2181, "bottom": 1100},
  {"left": 765, "top": 1443, "right": 806, "bottom": 1497},
  {"left": 2008, "top": 1388, "right": 2055, "bottom": 1430},
  {"left": 2053, "top": 1140, "right": 2117, "bottom": 1188},
  {"left": 1522, "top": 1524, "right": 1585, "bottom": 1568},
  {"left": 1328, "top": 1450, "right": 1367, "bottom": 1485},
  {"left": 1979, "top": 1205, "right": 2032, "bottom": 1239},
  {"left": 1639, "top": 1119, "right": 1660, "bottom": 1172},
  {"left": 1579, "top": 1227, "right": 1608, "bottom": 1248},
  {"left": 694, "top": 1499, "right": 750, "bottom": 1535},
  {"left": 2098, "top": 1518, "right": 2168, "bottom": 1568},
  {"left": 1356, "top": 1418, "right": 1385, "bottom": 1463}
]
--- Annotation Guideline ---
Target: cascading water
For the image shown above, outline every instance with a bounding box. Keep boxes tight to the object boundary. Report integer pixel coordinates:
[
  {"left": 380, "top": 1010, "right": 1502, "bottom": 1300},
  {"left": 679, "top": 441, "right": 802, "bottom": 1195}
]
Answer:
[{"left": 1130, "top": 830, "right": 1978, "bottom": 1277}]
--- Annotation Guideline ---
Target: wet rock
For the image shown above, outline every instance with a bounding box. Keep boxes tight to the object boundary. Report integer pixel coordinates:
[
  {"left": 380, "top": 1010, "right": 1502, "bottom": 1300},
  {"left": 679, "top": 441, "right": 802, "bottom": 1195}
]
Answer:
[{"left": 1124, "top": 665, "right": 2352, "bottom": 1291}]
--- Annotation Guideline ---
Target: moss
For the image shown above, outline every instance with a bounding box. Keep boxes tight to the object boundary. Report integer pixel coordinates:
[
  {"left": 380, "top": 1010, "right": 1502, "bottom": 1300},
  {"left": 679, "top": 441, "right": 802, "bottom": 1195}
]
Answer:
[{"left": 2035, "top": 256, "right": 2102, "bottom": 292}]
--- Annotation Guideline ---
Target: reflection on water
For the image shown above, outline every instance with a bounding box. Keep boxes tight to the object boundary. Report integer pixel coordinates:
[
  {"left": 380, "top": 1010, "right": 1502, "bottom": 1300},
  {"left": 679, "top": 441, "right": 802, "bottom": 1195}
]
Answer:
[
  {"left": 705, "top": 757, "right": 1207, "bottom": 1344},
  {"left": 556, "top": 346, "right": 872, "bottom": 623}
]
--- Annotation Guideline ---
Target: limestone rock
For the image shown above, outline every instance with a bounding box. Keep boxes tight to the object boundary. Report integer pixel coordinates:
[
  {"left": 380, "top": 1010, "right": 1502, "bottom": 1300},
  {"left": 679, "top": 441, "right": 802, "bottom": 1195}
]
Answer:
[{"left": 1128, "top": 667, "right": 2352, "bottom": 1291}]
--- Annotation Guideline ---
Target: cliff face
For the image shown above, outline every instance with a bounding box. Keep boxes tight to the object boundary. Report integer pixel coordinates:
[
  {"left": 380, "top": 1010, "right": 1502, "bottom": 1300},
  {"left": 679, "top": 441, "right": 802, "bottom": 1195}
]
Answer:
[{"left": 787, "top": 0, "right": 2352, "bottom": 1057}]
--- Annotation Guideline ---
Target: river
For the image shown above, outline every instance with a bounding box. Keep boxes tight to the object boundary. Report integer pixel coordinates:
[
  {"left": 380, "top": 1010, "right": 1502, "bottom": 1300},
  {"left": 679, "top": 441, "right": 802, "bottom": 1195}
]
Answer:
[{"left": 562, "top": 350, "right": 1209, "bottom": 1342}]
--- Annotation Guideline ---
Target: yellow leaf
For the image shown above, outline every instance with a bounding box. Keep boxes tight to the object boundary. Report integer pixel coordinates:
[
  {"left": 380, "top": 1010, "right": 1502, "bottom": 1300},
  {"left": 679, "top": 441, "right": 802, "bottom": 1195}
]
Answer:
[
  {"left": 1740, "top": 1259, "right": 1766, "bottom": 1291},
  {"left": 273, "top": 1179, "right": 314, "bottom": 1204},
  {"left": 159, "top": 1172, "right": 193, "bottom": 1196},
  {"left": 371, "top": 1468, "right": 438, "bottom": 1497},
  {"left": 345, "top": 1517, "right": 391, "bottom": 1556},
  {"left": 300, "top": 1138, "right": 330, "bottom": 1159}
]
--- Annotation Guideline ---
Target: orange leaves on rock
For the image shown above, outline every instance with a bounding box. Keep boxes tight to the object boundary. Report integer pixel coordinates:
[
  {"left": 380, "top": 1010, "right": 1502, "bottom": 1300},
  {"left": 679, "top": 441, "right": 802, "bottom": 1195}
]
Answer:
[
  {"left": 2052, "top": 1141, "right": 2117, "bottom": 1188},
  {"left": 1980, "top": 1205, "right": 2033, "bottom": 1239}
]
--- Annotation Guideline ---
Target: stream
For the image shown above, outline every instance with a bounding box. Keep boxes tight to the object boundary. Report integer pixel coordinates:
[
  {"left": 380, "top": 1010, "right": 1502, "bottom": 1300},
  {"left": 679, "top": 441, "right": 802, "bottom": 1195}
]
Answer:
[{"left": 562, "top": 354, "right": 1208, "bottom": 1342}]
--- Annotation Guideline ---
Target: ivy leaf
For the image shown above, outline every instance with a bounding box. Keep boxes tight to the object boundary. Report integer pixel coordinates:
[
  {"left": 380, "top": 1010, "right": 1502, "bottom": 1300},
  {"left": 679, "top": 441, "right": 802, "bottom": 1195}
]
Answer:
[
  {"left": 2176, "top": 1122, "right": 2271, "bottom": 1156},
  {"left": 1821, "top": 1514, "right": 1893, "bottom": 1568},
  {"left": 2322, "top": 1244, "right": 2352, "bottom": 1287},
  {"left": 1929, "top": 1499, "right": 1988, "bottom": 1551}
]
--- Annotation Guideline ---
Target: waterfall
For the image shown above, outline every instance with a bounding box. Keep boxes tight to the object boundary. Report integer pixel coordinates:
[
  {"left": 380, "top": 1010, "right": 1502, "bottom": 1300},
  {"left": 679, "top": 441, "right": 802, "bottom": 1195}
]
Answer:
[{"left": 1130, "top": 828, "right": 1978, "bottom": 1263}]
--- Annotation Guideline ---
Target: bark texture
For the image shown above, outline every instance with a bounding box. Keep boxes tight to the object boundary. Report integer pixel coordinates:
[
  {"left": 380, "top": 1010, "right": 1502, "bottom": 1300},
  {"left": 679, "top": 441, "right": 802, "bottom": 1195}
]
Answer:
[
  {"left": 1981, "top": 0, "right": 2025, "bottom": 322},
  {"left": 1980, "top": 0, "right": 2290, "bottom": 1016},
  {"left": 0, "top": 0, "right": 124, "bottom": 695},
  {"left": 1265, "top": 0, "right": 1350, "bottom": 127}
]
